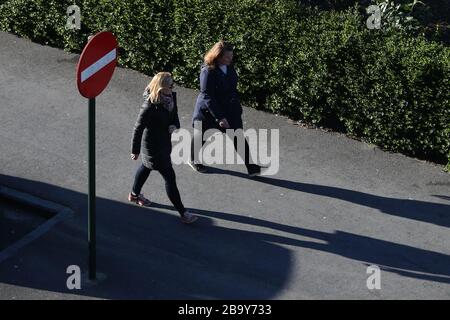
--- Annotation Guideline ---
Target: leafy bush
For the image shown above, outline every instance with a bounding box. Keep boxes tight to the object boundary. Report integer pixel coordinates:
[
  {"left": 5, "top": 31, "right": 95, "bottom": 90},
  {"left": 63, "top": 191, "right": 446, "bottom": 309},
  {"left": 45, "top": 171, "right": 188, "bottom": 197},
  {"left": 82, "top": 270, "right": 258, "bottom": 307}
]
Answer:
[{"left": 0, "top": 0, "right": 448, "bottom": 167}]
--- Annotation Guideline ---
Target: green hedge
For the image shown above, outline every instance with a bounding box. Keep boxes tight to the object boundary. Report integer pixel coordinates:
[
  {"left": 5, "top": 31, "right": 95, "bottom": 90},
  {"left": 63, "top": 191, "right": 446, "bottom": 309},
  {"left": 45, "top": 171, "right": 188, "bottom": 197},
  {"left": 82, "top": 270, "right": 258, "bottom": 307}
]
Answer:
[{"left": 1, "top": 0, "right": 449, "bottom": 169}]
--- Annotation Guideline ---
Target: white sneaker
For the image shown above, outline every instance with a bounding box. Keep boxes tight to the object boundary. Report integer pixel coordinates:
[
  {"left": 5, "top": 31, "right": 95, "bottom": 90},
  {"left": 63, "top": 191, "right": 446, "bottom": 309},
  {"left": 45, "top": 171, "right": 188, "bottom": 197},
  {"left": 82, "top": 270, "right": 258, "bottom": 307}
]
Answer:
[{"left": 181, "top": 211, "right": 198, "bottom": 224}]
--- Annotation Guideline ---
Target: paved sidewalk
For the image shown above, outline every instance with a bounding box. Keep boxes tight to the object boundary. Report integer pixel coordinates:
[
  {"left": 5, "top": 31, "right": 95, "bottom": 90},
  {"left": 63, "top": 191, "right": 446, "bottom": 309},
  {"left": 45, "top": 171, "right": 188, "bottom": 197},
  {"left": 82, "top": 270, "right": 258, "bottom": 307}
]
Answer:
[{"left": 0, "top": 31, "right": 449, "bottom": 299}]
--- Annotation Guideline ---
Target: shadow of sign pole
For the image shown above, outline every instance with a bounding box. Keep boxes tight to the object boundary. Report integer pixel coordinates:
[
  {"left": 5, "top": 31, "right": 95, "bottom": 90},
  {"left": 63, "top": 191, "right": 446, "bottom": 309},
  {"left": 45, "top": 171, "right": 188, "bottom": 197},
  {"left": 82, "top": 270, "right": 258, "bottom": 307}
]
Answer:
[{"left": 76, "top": 32, "right": 118, "bottom": 280}]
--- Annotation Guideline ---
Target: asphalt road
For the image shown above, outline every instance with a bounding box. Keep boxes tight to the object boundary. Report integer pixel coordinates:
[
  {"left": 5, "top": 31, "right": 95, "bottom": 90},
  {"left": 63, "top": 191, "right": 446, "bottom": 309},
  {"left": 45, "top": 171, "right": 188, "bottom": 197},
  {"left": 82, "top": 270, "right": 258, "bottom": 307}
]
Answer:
[{"left": 0, "top": 31, "right": 449, "bottom": 299}]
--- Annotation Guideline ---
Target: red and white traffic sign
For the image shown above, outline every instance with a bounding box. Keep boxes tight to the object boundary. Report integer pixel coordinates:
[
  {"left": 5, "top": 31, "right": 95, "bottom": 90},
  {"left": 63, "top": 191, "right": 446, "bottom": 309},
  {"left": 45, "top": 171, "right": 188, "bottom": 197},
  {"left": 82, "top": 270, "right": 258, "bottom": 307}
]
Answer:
[{"left": 76, "top": 31, "right": 118, "bottom": 98}]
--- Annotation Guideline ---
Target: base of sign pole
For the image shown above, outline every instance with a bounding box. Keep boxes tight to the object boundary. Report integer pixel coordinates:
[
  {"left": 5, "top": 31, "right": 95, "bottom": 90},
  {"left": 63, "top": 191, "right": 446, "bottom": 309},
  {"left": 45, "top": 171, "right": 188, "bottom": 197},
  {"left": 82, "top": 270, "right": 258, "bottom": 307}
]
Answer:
[{"left": 81, "top": 272, "right": 107, "bottom": 287}]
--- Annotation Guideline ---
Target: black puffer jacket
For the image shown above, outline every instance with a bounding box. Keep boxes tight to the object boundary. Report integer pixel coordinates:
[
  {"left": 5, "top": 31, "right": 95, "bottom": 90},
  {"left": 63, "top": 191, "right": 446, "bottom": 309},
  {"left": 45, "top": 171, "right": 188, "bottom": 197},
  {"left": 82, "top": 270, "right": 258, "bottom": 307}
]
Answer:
[{"left": 131, "top": 91, "right": 180, "bottom": 170}]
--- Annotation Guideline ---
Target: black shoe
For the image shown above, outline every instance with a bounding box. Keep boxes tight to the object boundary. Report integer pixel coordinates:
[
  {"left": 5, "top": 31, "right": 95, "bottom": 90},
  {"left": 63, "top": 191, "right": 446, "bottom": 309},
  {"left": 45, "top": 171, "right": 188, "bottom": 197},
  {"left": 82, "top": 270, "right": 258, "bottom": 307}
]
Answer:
[
  {"left": 188, "top": 161, "right": 208, "bottom": 173},
  {"left": 247, "top": 165, "right": 261, "bottom": 177}
]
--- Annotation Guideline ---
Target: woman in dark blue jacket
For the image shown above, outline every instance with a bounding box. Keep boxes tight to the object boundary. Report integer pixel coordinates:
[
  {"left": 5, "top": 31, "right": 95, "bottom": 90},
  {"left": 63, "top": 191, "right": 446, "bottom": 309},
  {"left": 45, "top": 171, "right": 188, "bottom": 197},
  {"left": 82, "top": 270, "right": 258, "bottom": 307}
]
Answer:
[
  {"left": 189, "top": 41, "right": 262, "bottom": 176},
  {"left": 129, "top": 72, "right": 197, "bottom": 224}
]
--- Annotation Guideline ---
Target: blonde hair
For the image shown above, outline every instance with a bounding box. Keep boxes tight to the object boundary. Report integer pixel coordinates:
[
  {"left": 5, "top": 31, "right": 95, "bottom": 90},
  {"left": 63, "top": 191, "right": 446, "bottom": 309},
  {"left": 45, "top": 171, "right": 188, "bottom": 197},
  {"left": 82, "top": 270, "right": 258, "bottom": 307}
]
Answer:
[
  {"left": 204, "top": 40, "right": 234, "bottom": 69},
  {"left": 145, "top": 72, "right": 173, "bottom": 103}
]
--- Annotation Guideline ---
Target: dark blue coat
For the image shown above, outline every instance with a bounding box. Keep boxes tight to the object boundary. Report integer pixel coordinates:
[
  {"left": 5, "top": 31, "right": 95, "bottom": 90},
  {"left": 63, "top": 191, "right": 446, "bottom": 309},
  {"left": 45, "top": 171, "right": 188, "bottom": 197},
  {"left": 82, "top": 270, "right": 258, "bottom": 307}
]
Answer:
[{"left": 192, "top": 64, "right": 243, "bottom": 129}]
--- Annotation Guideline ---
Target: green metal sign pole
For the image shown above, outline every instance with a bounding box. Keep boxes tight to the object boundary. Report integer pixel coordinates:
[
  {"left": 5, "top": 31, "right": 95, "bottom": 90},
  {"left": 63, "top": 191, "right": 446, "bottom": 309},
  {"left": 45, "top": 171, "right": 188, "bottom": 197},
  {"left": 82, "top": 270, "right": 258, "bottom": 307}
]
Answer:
[
  {"left": 78, "top": 32, "right": 117, "bottom": 282},
  {"left": 88, "top": 97, "right": 96, "bottom": 280}
]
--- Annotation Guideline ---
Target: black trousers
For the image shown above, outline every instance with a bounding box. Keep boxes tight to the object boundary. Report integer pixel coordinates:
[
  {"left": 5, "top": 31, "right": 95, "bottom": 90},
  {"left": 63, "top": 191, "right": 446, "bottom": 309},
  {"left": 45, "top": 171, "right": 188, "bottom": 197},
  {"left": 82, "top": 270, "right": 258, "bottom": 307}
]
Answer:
[
  {"left": 190, "top": 115, "right": 258, "bottom": 171},
  {"left": 132, "top": 163, "right": 185, "bottom": 215}
]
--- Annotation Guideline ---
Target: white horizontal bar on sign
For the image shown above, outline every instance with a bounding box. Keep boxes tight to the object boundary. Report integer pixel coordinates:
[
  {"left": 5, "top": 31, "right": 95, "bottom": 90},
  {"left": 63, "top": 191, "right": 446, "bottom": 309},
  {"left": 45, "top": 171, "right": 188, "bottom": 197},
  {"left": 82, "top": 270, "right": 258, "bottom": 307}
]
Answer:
[{"left": 81, "top": 48, "right": 116, "bottom": 83}]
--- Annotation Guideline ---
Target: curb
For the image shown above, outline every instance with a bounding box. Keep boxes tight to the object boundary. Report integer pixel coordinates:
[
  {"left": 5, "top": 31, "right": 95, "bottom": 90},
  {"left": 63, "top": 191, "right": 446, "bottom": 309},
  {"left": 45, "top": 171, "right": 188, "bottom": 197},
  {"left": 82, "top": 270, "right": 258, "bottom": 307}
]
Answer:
[{"left": 0, "top": 186, "right": 74, "bottom": 263}]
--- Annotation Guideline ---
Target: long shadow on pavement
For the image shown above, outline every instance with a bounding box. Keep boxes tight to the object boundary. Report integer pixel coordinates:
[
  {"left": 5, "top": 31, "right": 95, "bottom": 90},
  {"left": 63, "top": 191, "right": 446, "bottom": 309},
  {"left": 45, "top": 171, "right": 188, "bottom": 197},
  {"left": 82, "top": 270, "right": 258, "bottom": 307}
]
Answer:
[
  {"left": 0, "top": 174, "right": 292, "bottom": 299},
  {"left": 153, "top": 203, "right": 450, "bottom": 285},
  {"left": 0, "top": 173, "right": 449, "bottom": 301},
  {"left": 203, "top": 167, "right": 450, "bottom": 229},
  {"left": 433, "top": 195, "right": 450, "bottom": 202}
]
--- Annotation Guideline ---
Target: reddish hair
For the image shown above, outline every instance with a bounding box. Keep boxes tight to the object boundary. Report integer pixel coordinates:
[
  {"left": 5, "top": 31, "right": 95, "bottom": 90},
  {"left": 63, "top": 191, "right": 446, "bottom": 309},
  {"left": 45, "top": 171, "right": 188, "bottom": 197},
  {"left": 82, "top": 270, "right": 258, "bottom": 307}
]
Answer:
[{"left": 204, "top": 40, "right": 234, "bottom": 69}]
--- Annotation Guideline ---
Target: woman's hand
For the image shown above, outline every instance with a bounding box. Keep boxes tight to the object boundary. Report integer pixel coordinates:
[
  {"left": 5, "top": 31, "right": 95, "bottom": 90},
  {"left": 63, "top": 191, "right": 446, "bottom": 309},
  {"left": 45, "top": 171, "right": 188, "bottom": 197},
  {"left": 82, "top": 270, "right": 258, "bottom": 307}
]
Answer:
[
  {"left": 219, "top": 118, "right": 230, "bottom": 129},
  {"left": 168, "top": 125, "right": 177, "bottom": 134},
  {"left": 130, "top": 153, "right": 139, "bottom": 160}
]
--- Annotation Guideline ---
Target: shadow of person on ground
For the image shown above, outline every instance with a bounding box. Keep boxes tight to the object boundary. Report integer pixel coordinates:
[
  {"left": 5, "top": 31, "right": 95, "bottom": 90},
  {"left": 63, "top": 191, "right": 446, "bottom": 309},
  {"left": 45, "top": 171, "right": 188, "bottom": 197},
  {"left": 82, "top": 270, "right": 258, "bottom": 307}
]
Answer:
[
  {"left": 201, "top": 167, "right": 450, "bottom": 228},
  {"left": 152, "top": 202, "right": 450, "bottom": 285},
  {"left": 1, "top": 172, "right": 449, "bottom": 301},
  {"left": 433, "top": 195, "right": 450, "bottom": 202},
  {"left": 0, "top": 174, "right": 292, "bottom": 299}
]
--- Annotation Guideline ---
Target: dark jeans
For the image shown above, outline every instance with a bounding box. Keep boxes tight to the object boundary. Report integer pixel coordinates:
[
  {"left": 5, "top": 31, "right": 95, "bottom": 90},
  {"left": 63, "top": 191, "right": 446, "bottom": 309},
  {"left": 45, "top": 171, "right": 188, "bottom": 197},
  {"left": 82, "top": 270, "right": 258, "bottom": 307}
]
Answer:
[
  {"left": 190, "top": 118, "right": 259, "bottom": 172},
  {"left": 132, "top": 163, "right": 186, "bottom": 215}
]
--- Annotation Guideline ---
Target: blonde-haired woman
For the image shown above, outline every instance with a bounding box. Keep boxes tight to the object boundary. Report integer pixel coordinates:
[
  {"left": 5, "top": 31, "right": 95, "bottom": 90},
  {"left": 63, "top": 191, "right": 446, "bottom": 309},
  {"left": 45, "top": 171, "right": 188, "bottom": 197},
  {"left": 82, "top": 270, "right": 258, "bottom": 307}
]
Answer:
[
  {"left": 129, "top": 72, "right": 198, "bottom": 224},
  {"left": 189, "top": 40, "right": 262, "bottom": 176}
]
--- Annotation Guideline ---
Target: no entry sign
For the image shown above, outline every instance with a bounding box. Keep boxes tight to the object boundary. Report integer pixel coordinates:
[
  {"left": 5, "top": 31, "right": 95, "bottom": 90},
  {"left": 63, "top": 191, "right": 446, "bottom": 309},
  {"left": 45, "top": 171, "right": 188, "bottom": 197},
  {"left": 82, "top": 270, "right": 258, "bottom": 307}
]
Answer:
[
  {"left": 77, "top": 31, "right": 118, "bottom": 98},
  {"left": 76, "top": 31, "right": 118, "bottom": 281}
]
